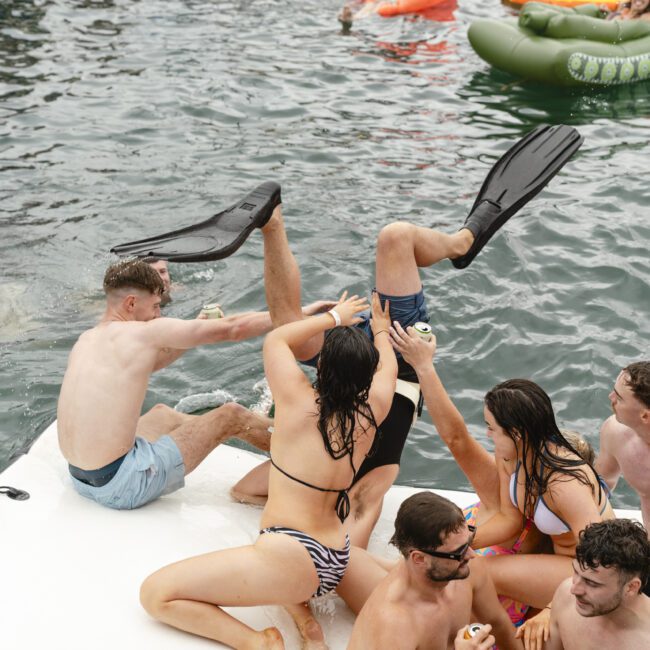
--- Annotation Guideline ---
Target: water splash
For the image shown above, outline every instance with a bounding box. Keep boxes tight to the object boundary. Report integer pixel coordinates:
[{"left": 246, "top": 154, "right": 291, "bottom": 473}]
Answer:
[
  {"left": 311, "top": 593, "right": 338, "bottom": 617},
  {"left": 174, "top": 389, "right": 237, "bottom": 414},
  {"left": 250, "top": 378, "right": 274, "bottom": 416}
]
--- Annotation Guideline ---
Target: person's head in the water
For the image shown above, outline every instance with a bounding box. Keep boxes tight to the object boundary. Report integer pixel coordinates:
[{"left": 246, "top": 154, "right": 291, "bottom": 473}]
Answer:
[
  {"left": 314, "top": 326, "right": 379, "bottom": 461},
  {"left": 630, "top": 0, "right": 650, "bottom": 17},
  {"left": 560, "top": 429, "right": 596, "bottom": 465},
  {"left": 572, "top": 519, "right": 649, "bottom": 617},
  {"left": 143, "top": 256, "right": 172, "bottom": 306},
  {"left": 103, "top": 259, "right": 164, "bottom": 322},
  {"left": 484, "top": 379, "right": 599, "bottom": 516},
  {"left": 390, "top": 491, "right": 474, "bottom": 583}
]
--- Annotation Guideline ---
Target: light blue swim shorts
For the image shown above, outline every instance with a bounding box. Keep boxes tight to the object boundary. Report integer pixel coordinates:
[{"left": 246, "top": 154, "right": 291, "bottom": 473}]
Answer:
[{"left": 69, "top": 435, "right": 185, "bottom": 510}]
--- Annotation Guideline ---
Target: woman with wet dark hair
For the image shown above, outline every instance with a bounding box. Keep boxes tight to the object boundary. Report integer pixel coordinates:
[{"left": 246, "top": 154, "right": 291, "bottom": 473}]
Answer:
[
  {"left": 390, "top": 324, "right": 615, "bottom": 650},
  {"left": 140, "top": 292, "right": 397, "bottom": 648},
  {"left": 478, "top": 378, "right": 612, "bottom": 539}
]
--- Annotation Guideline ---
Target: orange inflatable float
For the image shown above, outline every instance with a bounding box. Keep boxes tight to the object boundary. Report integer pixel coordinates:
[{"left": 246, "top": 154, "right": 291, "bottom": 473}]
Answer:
[
  {"left": 504, "top": 0, "right": 620, "bottom": 9},
  {"left": 375, "top": 0, "right": 455, "bottom": 18}
]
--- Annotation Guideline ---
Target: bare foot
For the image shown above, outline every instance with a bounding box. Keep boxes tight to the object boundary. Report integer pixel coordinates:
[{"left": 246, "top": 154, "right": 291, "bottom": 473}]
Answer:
[
  {"left": 260, "top": 627, "right": 285, "bottom": 649},
  {"left": 298, "top": 617, "right": 329, "bottom": 650},
  {"left": 230, "top": 488, "right": 269, "bottom": 507},
  {"left": 229, "top": 406, "right": 273, "bottom": 452},
  {"left": 285, "top": 603, "right": 328, "bottom": 650},
  {"left": 238, "top": 416, "right": 273, "bottom": 452}
]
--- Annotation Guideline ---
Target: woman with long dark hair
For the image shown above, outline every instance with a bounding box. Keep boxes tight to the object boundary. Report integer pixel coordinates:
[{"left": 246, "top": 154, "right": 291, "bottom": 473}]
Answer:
[
  {"left": 139, "top": 292, "right": 396, "bottom": 648},
  {"left": 389, "top": 323, "right": 614, "bottom": 650}
]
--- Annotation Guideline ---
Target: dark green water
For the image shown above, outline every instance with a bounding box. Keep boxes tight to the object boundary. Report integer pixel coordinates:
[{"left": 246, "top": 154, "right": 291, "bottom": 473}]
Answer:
[{"left": 1, "top": 0, "right": 648, "bottom": 509}]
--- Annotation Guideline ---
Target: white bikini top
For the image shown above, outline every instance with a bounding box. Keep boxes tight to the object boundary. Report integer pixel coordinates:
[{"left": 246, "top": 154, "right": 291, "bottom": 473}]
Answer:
[{"left": 509, "top": 462, "right": 610, "bottom": 537}]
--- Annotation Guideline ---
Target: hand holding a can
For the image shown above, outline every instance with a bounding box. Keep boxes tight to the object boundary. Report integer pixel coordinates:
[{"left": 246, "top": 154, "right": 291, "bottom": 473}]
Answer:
[
  {"left": 199, "top": 303, "right": 224, "bottom": 319},
  {"left": 389, "top": 320, "right": 437, "bottom": 373},
  {"left": 454, "top": 623, "right": 494, "bottom": 650}
]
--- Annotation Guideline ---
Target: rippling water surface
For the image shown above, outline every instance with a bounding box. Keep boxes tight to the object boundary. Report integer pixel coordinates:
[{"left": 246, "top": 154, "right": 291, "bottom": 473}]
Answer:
[{"left": 2, "top": 0, "right": 649, "bottom": 509}]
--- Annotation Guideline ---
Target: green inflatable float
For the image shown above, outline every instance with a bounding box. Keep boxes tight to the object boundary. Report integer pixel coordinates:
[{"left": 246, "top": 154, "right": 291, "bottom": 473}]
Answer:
[{"left": 468, "top": 3, "right": 650, "bottom": 86}]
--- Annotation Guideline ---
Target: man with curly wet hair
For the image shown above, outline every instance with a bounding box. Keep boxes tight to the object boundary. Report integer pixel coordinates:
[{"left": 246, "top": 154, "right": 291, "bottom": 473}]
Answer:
[{"left": 544, "top": 519, "right": 650, "bottom": 650}]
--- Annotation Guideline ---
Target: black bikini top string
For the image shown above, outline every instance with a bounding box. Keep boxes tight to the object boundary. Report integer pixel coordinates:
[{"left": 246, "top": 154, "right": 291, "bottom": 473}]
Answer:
[
  {"left": 269, "top": 456, "right": 355, "bottom": 524},
  {"left": 337, "top": 452, "right": 356, "bottom": 524}
]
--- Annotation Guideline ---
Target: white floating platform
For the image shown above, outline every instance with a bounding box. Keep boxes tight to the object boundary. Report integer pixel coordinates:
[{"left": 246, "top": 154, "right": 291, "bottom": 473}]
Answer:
[{"left": 1, "top": 422, "right": 640, "bottom": 650}]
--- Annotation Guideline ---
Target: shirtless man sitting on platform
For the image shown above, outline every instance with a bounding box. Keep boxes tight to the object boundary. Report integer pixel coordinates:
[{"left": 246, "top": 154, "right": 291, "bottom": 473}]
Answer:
[
  {"left": 343, "top": 491, "right": 523, "bottom": 650},
  {"left": 57, "top": 210, "right": 330, "bottom": 510},
  {"left": 57, "top": 258, "right": 275, "bottom": 509},
  {"left": 544, "top": 519, "right": 650, "bottom": 650}
]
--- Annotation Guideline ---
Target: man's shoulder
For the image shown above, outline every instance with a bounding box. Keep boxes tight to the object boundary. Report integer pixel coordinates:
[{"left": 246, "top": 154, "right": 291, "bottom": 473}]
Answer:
[
  {"left": 363, "top": 588, "right": 417, "bottom": 626},
  {"left": 601, "top": 415, "right": 634, "bottom": 445},
  {"left": 356, "top": 604, "right": 415, "bottom": 645},
  {"left": 551, "top": 579, "right": 576, "bottom": 632},
  {"left": 108, "top": 317, "right": 185, "bottom": 334},
  {"left": 371, "top": 601, "right": 419, "bottom": 638},
  {"left": 82, "top": 320, "right": 164, "bottom": 348},
  {"left": 554, "top": 576, "right": 573, "bottom": 603},
  {"left": 354, "top": 598, "right": 419, "bottom": 649}
]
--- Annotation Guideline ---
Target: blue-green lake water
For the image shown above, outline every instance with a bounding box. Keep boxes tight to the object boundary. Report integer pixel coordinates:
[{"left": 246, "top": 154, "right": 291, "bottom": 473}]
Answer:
[{"left": 1, "top": 0, "right": 648, "bottom": 509}]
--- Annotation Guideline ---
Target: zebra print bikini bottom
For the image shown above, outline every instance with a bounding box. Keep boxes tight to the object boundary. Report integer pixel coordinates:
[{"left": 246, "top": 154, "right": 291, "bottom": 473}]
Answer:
[{"left": 259, "top": 526, "right": 351, "bottom": 597}]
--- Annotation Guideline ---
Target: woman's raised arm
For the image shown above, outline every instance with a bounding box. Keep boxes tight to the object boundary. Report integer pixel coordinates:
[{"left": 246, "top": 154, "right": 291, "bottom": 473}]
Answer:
[
  {"left": 390, "top": 323, "right": 499, "bottom": 509},
  {"left": 263, "top": 293, "right": 370, "bottom": 403},
  {"left": 368, "top": 292, "right": 398, "bottom": 424}
]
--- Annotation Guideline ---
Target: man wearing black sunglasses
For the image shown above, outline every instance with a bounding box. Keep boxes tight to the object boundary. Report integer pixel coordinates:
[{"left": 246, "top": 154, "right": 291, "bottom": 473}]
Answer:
[{"left": 343, "top": 491, "right": 523, "bottom": 650}]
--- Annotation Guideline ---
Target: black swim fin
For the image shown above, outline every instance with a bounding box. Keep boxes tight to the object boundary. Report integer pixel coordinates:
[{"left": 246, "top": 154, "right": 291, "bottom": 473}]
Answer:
[
  {"left": 452, "top": 124, "right": 583, "bottom": 270},
  {"left": 110, "top": 181, "right": 281, "bottom": 262}
]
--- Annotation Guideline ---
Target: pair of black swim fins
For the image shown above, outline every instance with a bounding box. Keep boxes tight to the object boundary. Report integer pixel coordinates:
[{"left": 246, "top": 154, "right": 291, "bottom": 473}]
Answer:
[{"left": 111, "top": 124, "right": 584, "bottom": 269}]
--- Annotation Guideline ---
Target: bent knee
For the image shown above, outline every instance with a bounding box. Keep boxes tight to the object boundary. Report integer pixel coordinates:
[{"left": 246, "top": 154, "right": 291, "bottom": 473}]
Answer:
[
  {"left": 216, "top": 401, "right": 246, "bottom": 418},
  {"left": 140, "top": 573, "right": 172, "bottom": 618},
  {"left": 377, "top": 222, "right": 414, "bottom": 253},
  {"left": 149, "top": 403, "right": 174, "bottom": 415},
  {"left": 204, "top": 401, "right": 245, "bottom": 424}
]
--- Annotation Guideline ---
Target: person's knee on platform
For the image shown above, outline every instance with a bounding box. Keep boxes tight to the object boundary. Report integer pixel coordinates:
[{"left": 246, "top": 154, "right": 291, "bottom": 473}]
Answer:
[
  {"left": 205, "top": 401, "right": 246, "bottom": 427},
  {"left": 140, "top": 572, "right": 172, "bottom": 620}
]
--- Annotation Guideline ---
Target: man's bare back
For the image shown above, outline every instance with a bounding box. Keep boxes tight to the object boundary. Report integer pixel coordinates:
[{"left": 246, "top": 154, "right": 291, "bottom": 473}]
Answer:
[
  {"left": 59, "top": 319, "right": 180, "bottom": 468},
  {"left": 597, "top": 417, "right": 650, "bottom": 529},
  {"left": 595, "top": 365, "right": 650, "bottom": 530},
  {"left": 57, "top": 258, "right": 279, "bottom": 512}
]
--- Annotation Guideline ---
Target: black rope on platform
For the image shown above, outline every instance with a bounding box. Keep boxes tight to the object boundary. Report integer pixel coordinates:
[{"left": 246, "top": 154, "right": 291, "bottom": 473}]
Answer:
[{"left": 0, "top": 486, "right": 30, "bottom": 501}]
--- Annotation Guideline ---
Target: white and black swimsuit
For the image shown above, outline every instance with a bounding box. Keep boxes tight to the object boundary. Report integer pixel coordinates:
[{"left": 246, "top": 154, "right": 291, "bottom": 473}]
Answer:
[
  {"left": 260, "top": 456, "right": 353, "bottom": 597},
  {"left": 259, "top": 526, "right": 350, "bottom": 597}
]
